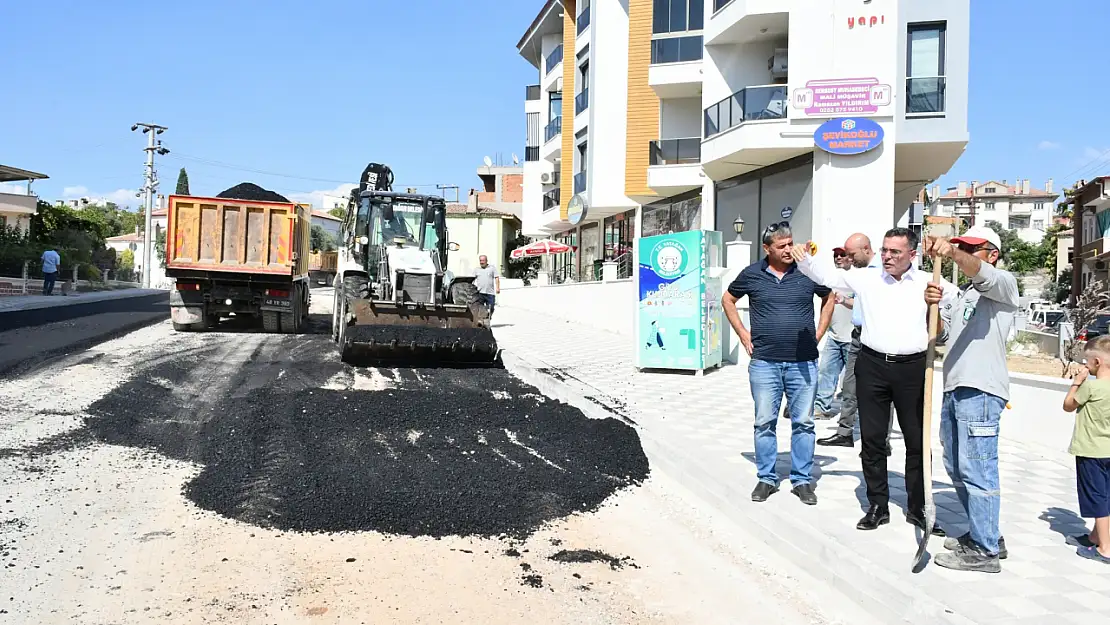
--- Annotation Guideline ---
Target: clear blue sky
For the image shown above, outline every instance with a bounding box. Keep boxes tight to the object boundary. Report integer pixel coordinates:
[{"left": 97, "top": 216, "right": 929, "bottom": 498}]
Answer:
[{"left": 1, "top": 0, "right": 1107, "bottom": 208}]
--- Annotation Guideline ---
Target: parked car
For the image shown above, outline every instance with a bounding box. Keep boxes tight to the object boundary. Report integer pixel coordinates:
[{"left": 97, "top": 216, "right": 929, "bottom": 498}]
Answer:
[
  {"left": 1078, "top": 313, "right": 1110, "bottom": 341},
  {"left": 1030, "top": 309, "right": 1066, "bottom": 331}
]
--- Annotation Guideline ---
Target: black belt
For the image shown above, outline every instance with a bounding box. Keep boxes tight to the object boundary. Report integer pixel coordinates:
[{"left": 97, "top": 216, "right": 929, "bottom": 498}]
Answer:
[{"left": 861, "top": 345, "right": 926, "bottom": 363}]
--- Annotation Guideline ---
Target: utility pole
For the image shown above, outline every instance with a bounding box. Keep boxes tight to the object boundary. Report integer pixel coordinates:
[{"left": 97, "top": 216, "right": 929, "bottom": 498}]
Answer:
[{"left": 131, "top": 123, "right": 169, "bottom": 288}]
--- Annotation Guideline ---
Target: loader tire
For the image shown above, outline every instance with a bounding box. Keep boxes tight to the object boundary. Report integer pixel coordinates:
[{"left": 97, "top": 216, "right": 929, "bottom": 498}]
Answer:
[
  {"left": 450, "top": 281, "right": 479, "bottom": 306},
  {"left": 172, "top": 322, "right": 193, "bottom": 332},
  {"left": 343, "top": 275, "right": 370, "bottom": 300}
]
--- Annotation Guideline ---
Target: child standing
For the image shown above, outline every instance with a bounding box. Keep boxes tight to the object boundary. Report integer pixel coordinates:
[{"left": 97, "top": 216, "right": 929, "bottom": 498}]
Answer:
[{"left": 1062, "top": 335, "right": 1110, "bottom": 564}]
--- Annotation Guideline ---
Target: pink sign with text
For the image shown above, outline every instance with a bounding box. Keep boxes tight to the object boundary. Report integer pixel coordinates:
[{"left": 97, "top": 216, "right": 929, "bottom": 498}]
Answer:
[{"left": 791, "top": 78, "right": 892, "bottom": 118}]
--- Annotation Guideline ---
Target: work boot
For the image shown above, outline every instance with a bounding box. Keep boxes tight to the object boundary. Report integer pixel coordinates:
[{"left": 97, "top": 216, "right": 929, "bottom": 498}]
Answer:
[
  {"left": 751, "top": 482, "right": 778, "bottom": 503},
  {"left": 944, "top": 533, "right": 1008, "bottom": 559},
  {"left": 934, "top": 544, "right": 1001, "bottom": 573}
]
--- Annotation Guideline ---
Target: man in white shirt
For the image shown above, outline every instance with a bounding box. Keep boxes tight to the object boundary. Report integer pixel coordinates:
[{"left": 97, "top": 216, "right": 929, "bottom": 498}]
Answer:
[{"left": 794, "top": 227, "right": 957, "bottom": 533}]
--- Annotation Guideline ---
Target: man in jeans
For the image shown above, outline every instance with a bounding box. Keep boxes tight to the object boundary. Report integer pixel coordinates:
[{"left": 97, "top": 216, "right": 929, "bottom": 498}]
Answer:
[
  {"left": 813, "top": 249, "right": 856, "bottom": 419},
  {"left": 473, "top": 255, "right": 500, "bottom": 317},
  {"left": 925, "top": 226, "right": 1017, "bottom": 573},
  {"left": 723, "top": 223, "right": 834, "bottom": 505},
  {"left": 41, "top": 248, "right": 61, "bottom": 296}
]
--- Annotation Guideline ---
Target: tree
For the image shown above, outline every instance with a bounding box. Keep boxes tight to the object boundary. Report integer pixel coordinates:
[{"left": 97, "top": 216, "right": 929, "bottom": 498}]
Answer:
[
  {"left": 1062, "top": 279, "right": 1108, "bottom": 376},
  {"left": 175, "top": 168, "right": 191, "bottom": 195},
  {"left": 310, "top": 225, "right": 336, "bottom": 252},
  {"left": 1043, "top": 267, "right": 1073, "bottom": 304},
  {"left": 328, "top": 205, "right": 347, "bottom": 221},
  {"left": 505, "top": 234, "right": 541, "bottom": 285},
  {"left": 155, "top": 230, "right": 166, "bottom": 268},
  {"left": 119, "top": 249, "right": 135, "bottom": 271}
]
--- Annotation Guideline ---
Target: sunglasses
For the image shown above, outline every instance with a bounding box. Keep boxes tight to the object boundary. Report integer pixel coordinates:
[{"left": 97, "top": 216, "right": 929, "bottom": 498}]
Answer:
[
  {"left": 833, "top": 251, "right": 848, "bottom": 257},
  {"left": 764, "top": 221, "right": 790, "bottom": 234}
]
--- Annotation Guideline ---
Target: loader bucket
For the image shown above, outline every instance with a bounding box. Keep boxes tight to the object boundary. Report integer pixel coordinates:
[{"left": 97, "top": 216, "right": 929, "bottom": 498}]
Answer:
[{"left": 340, "top": 299, "right": 500, "bottom": 366}]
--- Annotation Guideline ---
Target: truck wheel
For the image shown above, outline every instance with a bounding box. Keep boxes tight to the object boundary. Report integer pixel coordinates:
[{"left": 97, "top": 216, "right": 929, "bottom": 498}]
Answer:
[
  {"left": 262, "top": 310, "right": 280, "bottom": 333},
  {"left": 172, "top": 322, "right": 193, "bottom": 332},
  {"left": 450, "top": 281, "right": 479, "bottom": 306}
]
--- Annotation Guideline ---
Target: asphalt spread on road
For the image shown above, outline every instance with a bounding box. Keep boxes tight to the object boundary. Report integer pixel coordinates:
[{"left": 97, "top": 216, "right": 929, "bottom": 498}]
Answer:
[{"left": 72, "top": 338, "right": 650, "bottom": 538}]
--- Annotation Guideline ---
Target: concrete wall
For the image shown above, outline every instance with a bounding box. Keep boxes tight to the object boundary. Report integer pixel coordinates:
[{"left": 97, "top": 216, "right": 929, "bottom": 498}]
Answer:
[
  {"left": 446, "top": 216, "right": 511, "bottom": 278},
  {"left": 702, "top": 40, "right": 778, "bottom": 106},
  {"left": 500, "top": 278, "right": 636, "bottom": 335},
  {"left": 660, "top": 97, "right": 702, "bottom": 139},
  {"left": 587, "top": 0, "right": 634, "bottom": 213}
]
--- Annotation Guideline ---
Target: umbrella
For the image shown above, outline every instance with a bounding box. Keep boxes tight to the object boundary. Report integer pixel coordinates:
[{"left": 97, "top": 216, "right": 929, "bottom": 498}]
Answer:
[{"left": 510, "top": 239, "right": 573, "bottom": 259}]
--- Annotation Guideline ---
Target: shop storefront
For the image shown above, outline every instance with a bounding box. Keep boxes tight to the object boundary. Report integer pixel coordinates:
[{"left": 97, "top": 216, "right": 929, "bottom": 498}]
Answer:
[
  {"left": 642, "top": 189, "right": 702, "bottom": 239},
  {"left": 603, "top": 209, "right": 635, "bottom": 278},
  {"left": 551, "top": 230, "right": 577, "bottom": 283},
  {"left": 713, "top": 153, "right": 814, "bottom": 265}
]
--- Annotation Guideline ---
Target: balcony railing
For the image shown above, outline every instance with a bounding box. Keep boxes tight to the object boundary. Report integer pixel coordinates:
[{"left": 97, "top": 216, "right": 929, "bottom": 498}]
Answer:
[
  {"left": 703, "top": 85, "right": 788, "bottom": 138},
  {"left": 546, "top": 44, "right": 563, "bottom": 75},
  {"left": 525, "top": 84, "right": 541, "bottom": 101},
  {"left": 575, "top": 88, "right": 589, "bottom": 115},
  {"left": 906, "top": 76, "right": 946, "bottom": 115},
  {"left": 649, "top": 138, "right": 701, "bottom": 166},
  {"left": 544, "top": 117, "right": 562, "bottom": 143},
  {"left": 650, "top": 35, "right": 704, "bottom": 64},
  {"left": 543, "top": 188, "right": 561, "bottom": 211},
  {"left": 573, "top": 171, "right": 587, "bottom": 195},
  {"left": 577, "top": 6, "right": 590, "bottom": 34},
  {"left": 525, "top": 146, "right": 539, "bottom": 162}
]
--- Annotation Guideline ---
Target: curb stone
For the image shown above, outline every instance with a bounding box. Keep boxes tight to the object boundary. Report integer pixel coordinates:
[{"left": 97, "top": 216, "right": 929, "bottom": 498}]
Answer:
[
  {"left": 0, "top": 315, "right": 169, "bottom": 378},
  {"left": 501, "top": 349, "right": 976, "bottom": 625}
]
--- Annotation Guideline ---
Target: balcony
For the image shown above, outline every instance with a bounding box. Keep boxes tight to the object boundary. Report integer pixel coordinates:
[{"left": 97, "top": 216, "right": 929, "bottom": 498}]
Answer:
[
  {"left": 703, "top": 84, "right": 787, "bottom": 138},
  {"left": 1010, "top": 203, "right": 1033, "bottom": 215},
  {"left": 575, "top": 89, "right": 589, "bottom": 115},
  {"left": 525, "top": 84, "right": 541, "bottom": 101},
  {"left": 577, "top": 6, "right": 590, "bottom": 34},
  {"left": 573, "top": 171, "right": 587, "bottom": 195},
  {"left": 546, "top": 44, "right": 563, "bottom": 76},
  {"left": 543, "top": 188, "right": 561, "bottom": 212},
  {"left": 649, "top": 138, "right": 700, "bottom": 166},
  {"left": 544, "top": 117, "right": 562, "bottom": 144},
  {"left": 706, "top": 1, "right": 787, "bottom": 46},
  {"left": 525, "top": 146, "right": 539, "bottom": 162},
  {"left": 650, "top": 36, "right": 703, "bottom": 65},
  {"left": 906, "top": 77, "right": 946, "bottom": 115}
]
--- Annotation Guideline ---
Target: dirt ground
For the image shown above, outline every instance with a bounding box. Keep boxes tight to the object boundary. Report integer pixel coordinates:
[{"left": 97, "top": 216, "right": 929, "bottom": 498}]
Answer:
[{"left": 1005, "top": 354, "right": 1081, "bottom": 378}]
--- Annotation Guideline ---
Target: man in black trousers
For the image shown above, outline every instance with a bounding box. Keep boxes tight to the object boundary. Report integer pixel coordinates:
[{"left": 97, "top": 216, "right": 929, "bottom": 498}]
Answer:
[{"left": 794, "top": 228, "right": 957, "bottom": 533}]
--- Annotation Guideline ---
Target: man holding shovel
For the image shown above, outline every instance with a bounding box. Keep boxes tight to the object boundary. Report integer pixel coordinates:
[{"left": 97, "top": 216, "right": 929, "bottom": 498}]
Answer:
[
  {"left": 924, "top": 226, "right": 1018, "bottom": 573},
  {"left": 794, "top": 228, "right": 957, "bottom": 533}
]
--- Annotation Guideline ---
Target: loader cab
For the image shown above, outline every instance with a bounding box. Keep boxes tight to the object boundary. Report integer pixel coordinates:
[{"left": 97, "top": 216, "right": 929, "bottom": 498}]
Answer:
[{"left": 353, "top": 192, "right": 449, "bottom": 276}]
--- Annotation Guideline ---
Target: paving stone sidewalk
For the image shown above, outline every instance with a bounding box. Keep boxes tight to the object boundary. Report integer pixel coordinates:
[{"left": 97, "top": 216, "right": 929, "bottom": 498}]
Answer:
[
  {"left": 0, "top": 289, "right": 163, "bottom": 313},
  {"left": 493, "top": 305, "right": 1110, "bottom": 625}
]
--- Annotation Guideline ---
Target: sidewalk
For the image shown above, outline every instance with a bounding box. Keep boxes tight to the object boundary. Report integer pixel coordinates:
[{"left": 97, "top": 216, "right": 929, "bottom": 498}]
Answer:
[
  {"left": 0, "top": 288, "right": 163, "bottom": 313},
  {"left": 493, "top": 305, "right": 1110, "bottom": 625}
]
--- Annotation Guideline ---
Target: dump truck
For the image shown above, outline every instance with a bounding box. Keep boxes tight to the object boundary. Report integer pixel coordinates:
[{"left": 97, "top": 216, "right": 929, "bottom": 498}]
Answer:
[
  {"left": 331, "top": 163, "right": 498, "bottom": 365},
  {"left": 309, "top": 250, "right": 338, "bottom": 286},
  {"left": 166, "top": 194, "right": 311, "bottom": 333}
]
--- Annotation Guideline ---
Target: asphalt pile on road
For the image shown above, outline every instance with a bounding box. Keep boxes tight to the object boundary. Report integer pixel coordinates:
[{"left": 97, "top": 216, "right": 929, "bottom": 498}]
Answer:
[
  {"left": 345, "top": 326, "right": 499, "bottom": 366},
  {"left": 80, "top": 349, "right": 649, "bottom": 538}
]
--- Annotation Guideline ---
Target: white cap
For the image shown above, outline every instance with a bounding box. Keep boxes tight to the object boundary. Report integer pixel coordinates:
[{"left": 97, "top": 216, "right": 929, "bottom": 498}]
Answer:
[{"left": 951, "top": 225, "right": 1002, "bottom": 251}]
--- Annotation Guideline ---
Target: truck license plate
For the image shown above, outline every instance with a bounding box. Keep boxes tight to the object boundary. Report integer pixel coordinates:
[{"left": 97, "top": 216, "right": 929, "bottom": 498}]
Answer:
[{"left": 264, "top": 298, "right": 291, "bottom": 308}]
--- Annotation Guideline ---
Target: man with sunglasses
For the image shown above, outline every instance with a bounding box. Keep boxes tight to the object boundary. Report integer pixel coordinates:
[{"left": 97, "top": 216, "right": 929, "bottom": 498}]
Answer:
[
  {"left": 794, "top": 227, "right": 958, "bottom": 534},
  {"left": 723, "top": 222, "right": 835, "bottom": 506},
  {"left": 813, "top": 248, "right": 856, "bottom": 420},
  {"left": 924, "top": 226, "right": 1018, "bottom": 573}
]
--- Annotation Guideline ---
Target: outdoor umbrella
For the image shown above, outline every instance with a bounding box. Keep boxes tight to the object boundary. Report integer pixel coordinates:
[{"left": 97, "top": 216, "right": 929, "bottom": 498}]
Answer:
[{"left": 510, "top": 239, "right": 573, "bottom": 259}]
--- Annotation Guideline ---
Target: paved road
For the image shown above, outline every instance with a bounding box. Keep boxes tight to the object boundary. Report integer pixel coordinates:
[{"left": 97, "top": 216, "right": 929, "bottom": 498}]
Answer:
[
  {"left": 0, "top": 289, "right": 844, "bottom": 625},
  {"left": 0, "top": 290, "right": 168, "bottom": 332},
  {"left": 0, "top": 294, "right": 169, "bottom": 375}
]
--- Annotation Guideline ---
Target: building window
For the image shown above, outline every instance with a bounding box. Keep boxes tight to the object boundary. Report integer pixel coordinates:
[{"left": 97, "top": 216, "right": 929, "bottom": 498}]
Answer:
[
  {"left": 650, "top": 35, "right": 703, "bottom": 64},
  {"left": 1035, "top": 202, "right": 1045, "bottom": 211},
  {"left": 984, "top": 202, "right": 995, "bottom": 211},
  {"left": 984, "top": 187, "right": 996, "bottom": 194},
  {"left": 906, "top": 22, "right": 946, "bottom": 114},
  {"left": 549, "top": 92, "right": 562, "bottom": 121},
  {"left": 653, "top": 0, "right": 703, "bottom": 34},
  {"left": 1033, "top": 220, "right": 1045, "bottom": 230},
  {"left": 642, "top": 191, "right": 702, "bottom": 238}
]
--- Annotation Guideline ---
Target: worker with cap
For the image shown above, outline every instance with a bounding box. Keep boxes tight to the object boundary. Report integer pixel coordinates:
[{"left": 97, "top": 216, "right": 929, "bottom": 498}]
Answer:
[
  {"left": 813, "top": 247, "right": 856, "bottom": 419},
  {"left": 924, "top": 225, "right": 1018, "bottom": 573}
]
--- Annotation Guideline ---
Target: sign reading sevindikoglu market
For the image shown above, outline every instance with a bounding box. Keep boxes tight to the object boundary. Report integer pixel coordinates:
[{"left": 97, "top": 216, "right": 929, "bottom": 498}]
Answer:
[
  {"left": 814, "top": 117, "right": 884, "bottom": 155},
  {"left": 792, "top": 77, "right": 892, "bottom": 118}
]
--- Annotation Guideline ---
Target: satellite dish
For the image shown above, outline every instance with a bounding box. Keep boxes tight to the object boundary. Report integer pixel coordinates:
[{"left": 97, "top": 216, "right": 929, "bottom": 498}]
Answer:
[
  {"left": 483, "top": 156, "right": 493, "bottom": 168},
  {"left": 512, "top": 153, "right": 519, "bottom": 164}
]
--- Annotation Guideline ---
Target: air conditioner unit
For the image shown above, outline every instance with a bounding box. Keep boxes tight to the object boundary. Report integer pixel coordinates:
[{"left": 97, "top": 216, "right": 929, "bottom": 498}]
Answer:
[
  {"left": 540, "top": 172, "right": 554, "bottom": 184},
  {"left": 768, "top": 48, "right": 788, "bottom": 79}
]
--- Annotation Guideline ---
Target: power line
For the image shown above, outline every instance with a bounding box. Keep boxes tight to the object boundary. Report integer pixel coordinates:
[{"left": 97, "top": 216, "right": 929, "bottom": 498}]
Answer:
[
  {"left": 1056, "top": 147, "right": 1110, "bottom": 187},
  {"left": 164, "top": 152, "right": 445, "bottom": 189}
]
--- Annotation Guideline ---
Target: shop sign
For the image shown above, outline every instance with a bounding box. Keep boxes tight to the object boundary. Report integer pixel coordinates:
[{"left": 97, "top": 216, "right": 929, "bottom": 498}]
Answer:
[
  {"left": 567, "top": 193, "right": 587, "bottom": 225},
  {"left": 792, "top": 78, "right": 892, "bottom": 118},
  {"left": 848, "top": 15, "right": 885, "bottom": 29},
  {"left": 814, "top": 117, "right": 884, "bottom": 155},
  {"left": 780, "top": 206, "right": 793, "bottom": 219}
]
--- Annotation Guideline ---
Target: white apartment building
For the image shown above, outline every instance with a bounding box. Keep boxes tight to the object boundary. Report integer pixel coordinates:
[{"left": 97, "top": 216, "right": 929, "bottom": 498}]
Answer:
[
  {"left": 929, "top": 179, "right": 1059, "bottom": 244},
  {"left": 517, "top": 0, "right": 969, "bottom": 278}
]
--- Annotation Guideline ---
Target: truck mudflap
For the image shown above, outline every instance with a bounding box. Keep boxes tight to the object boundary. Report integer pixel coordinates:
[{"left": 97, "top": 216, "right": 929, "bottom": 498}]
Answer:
[
  {"left": 341, "top": 299, "right": 499, "bottom": 365},
  {"left": 169, "top": 289, "right": 205, "bottom": 325}
]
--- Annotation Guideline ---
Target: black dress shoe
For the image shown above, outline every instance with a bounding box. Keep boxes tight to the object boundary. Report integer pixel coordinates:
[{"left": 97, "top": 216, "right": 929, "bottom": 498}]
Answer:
[
  {"left": 856, "top": 505, "right": 890, "bottom": 530},
  {"left": 792, "top": 483, "right": 817, "bottom": 505},
  {"left": 906, "top": 511, "right": 946, "bottom": 537},
  {"left": 817, "top": 433, "right": 854, "bottom": 447},
  {"left": 751, "top": 482, "right": 778, "bottom": 502}
]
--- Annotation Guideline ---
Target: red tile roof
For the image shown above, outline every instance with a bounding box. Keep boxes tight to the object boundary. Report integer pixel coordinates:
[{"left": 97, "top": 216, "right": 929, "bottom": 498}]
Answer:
[
  {"left": 106, "top": 233, "right": 143, "bottom": 242},
  {"left": 311, "top": 210, "right": 342, "bottom": 222},
  {"left": 446, "top": 203, "right": 514, "bottom": 216},
  {"left": 938, "top": 181, "right": 1057, "bottom": 200}
]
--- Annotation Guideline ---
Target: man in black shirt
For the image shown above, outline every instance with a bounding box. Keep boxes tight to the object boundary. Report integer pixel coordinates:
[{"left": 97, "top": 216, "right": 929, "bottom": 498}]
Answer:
[{"left": 723, "top": 223, "right": 835, "bottom": 505}]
